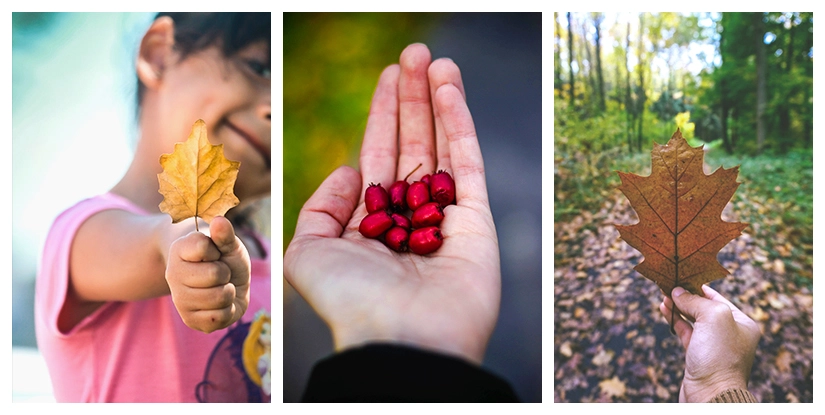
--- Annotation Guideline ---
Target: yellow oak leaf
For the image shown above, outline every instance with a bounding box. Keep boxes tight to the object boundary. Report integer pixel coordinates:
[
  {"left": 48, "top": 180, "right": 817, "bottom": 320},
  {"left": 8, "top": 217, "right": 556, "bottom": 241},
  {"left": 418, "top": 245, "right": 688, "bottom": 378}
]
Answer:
[{"left": 158, "top": 119, "right": 240, "bottom": 230}]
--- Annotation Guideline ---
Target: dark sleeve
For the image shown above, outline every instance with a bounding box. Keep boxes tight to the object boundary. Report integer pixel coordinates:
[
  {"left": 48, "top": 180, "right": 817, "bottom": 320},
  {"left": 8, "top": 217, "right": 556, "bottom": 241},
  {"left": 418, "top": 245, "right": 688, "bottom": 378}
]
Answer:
[{"left": 301, "top": 344, "right": 520, "bottom": 402}]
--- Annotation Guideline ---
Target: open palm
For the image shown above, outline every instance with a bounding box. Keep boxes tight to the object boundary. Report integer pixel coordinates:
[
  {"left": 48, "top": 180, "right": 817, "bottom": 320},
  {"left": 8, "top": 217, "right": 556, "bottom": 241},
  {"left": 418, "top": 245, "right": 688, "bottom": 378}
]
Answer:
[{"left": 283, "top": 44, "right": 500, "bottom": 364}]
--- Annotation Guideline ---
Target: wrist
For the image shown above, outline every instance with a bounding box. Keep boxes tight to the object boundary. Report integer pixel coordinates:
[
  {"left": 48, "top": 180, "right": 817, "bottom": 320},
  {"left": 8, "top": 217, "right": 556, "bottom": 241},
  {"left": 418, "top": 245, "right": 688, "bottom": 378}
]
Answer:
[{"left": 331, "top": 325, "right": 487, "bottom": 366}]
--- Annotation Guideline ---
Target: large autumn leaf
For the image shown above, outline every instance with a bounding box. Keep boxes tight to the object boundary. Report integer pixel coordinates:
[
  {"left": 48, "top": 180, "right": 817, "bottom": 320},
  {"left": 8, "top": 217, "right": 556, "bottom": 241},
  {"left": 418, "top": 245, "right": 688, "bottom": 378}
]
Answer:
[
  {"left": 615, "top": 129, "right": 747, "bottom": 296},
  {"left": 158, "top": 119, "right": 240, "bottom": 231}
]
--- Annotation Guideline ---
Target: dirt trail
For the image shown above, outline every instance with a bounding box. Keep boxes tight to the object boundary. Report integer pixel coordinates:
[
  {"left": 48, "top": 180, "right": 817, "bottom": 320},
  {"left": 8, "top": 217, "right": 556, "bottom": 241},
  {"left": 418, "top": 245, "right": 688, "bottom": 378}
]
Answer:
[{"left": 553, "top": 192, "right": 813, "bottom": 402}]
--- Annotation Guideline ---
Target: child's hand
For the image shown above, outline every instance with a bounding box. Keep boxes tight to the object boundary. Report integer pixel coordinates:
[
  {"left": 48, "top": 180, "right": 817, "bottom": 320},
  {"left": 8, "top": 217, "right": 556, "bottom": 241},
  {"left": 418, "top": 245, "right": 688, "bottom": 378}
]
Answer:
[{"left": 166, "top": 216, "right": 251, "bottom": 333}]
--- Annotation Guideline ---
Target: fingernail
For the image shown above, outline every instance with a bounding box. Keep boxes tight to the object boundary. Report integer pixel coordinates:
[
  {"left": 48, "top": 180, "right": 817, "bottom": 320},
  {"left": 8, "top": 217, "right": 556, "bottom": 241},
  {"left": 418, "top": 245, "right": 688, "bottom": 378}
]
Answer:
[{"left": 672, "top": 287, "right": 686, "bottom": 297}]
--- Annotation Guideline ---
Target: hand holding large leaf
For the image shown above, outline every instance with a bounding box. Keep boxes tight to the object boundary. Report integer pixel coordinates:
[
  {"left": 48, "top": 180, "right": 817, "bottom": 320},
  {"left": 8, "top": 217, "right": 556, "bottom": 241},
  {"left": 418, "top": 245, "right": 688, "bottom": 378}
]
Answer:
[
  {"left": 615, "top": 129, "right": 747, "bottom": 296},
  {"left": 158, "top": 119, "right": 240, "bottom": 231}
]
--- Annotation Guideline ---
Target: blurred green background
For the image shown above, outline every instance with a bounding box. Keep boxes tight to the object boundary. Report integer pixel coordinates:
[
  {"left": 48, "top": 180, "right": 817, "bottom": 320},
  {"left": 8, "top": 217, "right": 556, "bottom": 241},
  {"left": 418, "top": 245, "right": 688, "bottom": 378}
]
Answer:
[
  {"left": 283, "top": 12, "right": 542, "bottom": 402},
  {"left": 283, "top": 13, "right": 442, "bottom": 249}
]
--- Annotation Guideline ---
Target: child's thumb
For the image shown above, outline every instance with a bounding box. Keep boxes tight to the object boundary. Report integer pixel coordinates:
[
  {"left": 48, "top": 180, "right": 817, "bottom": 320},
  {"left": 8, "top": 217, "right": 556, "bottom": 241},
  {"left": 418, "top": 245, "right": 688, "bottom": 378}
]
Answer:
[{"left": 209, "top": 216, "right": 241, "bottom": 256}]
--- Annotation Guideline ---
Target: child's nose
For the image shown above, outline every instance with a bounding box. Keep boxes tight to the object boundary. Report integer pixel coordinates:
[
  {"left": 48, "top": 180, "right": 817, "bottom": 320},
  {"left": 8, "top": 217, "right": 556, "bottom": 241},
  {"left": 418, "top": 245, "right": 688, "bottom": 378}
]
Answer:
[{"left": 258, "top": 97, "right": 271, "bottom": 122}]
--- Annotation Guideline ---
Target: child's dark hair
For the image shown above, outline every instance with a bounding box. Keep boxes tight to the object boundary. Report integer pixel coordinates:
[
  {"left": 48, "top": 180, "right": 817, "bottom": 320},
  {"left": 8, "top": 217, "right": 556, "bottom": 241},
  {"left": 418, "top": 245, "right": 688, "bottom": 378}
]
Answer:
[{"left": 136, "top": 12, "right": 271, "bottom": 108}]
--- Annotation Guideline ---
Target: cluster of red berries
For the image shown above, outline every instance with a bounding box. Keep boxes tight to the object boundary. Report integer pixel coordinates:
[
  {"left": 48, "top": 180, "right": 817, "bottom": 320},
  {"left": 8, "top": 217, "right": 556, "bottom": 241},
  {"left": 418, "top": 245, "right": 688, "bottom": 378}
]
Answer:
[{"left": 359, "top": 168, "right": 456, "bottom": 255}]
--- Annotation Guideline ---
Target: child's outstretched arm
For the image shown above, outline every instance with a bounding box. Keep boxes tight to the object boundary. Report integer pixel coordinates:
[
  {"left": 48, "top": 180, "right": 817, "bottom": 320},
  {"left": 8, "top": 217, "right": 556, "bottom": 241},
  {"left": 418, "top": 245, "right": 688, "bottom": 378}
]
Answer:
[{"left": 66, "top": 209, "right": 250, "bottom": 333}]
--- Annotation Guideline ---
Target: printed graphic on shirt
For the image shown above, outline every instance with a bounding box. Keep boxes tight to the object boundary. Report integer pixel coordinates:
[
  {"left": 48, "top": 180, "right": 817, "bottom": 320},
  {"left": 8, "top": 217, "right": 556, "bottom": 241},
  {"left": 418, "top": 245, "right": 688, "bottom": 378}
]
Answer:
[{"left": 195, "top": 311, "right": 271, "bottom": 402}]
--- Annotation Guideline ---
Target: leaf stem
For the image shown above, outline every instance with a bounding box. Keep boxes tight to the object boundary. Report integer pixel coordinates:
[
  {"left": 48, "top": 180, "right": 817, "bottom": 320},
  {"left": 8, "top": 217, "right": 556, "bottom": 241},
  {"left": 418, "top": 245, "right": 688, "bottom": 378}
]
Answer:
[{"left": 404, "top": 163, "right": 423, "bottom": 182}]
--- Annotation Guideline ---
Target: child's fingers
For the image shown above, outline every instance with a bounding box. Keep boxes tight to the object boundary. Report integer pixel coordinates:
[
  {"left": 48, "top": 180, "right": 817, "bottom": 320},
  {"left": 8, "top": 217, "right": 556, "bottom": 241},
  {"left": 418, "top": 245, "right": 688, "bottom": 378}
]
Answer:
[
  {"left": 208, "top": 216, "right": 250, "bottom": 295},
  {"left": 186, "top": 307, "right": 237, "bottom": 333},
  {"left": 173, "top": 260, "right": 231, "bottom": 289},
  {"left": 173, "top": 231, "right": 222, "bottom": 263},
  {"left": 174, "top": 281, "right": 236, "bottom": 310}
]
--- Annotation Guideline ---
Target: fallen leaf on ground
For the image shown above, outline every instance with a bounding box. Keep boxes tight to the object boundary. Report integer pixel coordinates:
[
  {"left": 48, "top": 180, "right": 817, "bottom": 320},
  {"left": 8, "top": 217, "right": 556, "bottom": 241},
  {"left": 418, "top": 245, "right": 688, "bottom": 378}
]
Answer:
[
  {"left": 776, "top": 348, "right": 792, "bottom": 373},
  {"left": 592, "top": 349, "right": 613, "bottom": 366},
  {"left": 750, "top": 306, "right": 769, "bottom": 321},
  {"left": 656, "top": 384, "right": 670, "bottom": 400},
  {"left": 599, "top": 376, "right": 626, "bottom": 398},
  {"left": 560, "top": 342, "right": 573, "bottom": 357}
]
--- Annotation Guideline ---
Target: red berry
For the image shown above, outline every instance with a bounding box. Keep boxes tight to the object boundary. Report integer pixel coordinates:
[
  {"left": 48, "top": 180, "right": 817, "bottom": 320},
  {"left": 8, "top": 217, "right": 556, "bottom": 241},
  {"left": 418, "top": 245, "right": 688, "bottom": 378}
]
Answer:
[
  {"left": 408, "top": 226, "right": 443, "bottom": 255},
  {"left": 391, "top": 212, "right": 412, "bottom": 230},
  {"left": 388, "top": 180, "right": 409, "bottom": 212},
  {"left": 384, "top": 227, "right": 409, "bottom": 252},
  {"left": 406, "top": 181, "right": 430, "bottom": 211},
  {"left": 420, "top": 174, "right": 431, "bottom": 186},
  {"left": 430, "top": 170, "right": 456, "bottom": 207},
  {"left": 365, "top": 183, "right": 389, "bottom": 213},
  {"left": 411, "top": 202, "right": 444, "bottom": 228},
  {"left": 359, "top": 210, "right": 393, "bottom": 238}
]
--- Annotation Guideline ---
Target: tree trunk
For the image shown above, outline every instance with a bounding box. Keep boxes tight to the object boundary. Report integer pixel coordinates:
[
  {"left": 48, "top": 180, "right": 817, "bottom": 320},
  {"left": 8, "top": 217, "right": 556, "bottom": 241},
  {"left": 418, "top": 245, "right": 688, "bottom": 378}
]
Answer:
[
  {"left": 636, "top": 13, "right": 646, "bottom": 152},
  {"left": 625, "top": 20, "right": 633, "bottom": 153},
  {"left": 804, "top": 86, "right": 812, "bottom": 146},
  {"left": 554, "top": 13, "right": 563, "bottom": 97},
  {"left": 755, "top": 12, "right": 767, "bottom": 153},
  {"left": 778, "top": 13, "right": 794, "bottom": 150},
  {"left": 614, "top": 52, "right": 621, "bottom": 103},
  {"left": 593, "top": 13, "right": 606, "bottom": 113},
  {"left": 717, "top": 14, "right": 733, "bottom": 154},
  {"left": 721, "top": 103, "right": 732, "bottom": 153},
  {"left": 567, "top": 13, "right": 575, "bottom": 108},
  {"left": 581, "top": 26, "right": 598, "bottom": 110}
]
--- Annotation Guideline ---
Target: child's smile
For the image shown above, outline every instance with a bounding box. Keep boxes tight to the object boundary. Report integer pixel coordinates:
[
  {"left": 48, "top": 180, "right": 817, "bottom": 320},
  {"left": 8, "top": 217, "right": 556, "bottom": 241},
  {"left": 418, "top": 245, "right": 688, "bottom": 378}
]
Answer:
[{"left": 226, "top": 119, "right": 270, "bottom": 169}]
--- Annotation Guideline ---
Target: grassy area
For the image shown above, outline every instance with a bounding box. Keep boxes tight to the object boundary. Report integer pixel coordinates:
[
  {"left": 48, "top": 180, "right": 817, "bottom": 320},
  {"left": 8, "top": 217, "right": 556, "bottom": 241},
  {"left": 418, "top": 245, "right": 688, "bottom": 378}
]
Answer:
[
  {"left": 554, "top": 148, "right": 651, "bottom": 223},
  {"left": 706, "top": 148, "right": 813, "bottom": 284}
]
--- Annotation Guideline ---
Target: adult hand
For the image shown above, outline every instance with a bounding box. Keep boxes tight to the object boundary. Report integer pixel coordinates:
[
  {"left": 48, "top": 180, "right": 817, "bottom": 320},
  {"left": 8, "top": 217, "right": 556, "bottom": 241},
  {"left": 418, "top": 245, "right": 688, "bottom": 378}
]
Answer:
[
  {"left": 660, "top": 285, "right": 761, "bottom": 402},
  {"left": 284, "top": 43, "right": 500, "bottom": 365}
]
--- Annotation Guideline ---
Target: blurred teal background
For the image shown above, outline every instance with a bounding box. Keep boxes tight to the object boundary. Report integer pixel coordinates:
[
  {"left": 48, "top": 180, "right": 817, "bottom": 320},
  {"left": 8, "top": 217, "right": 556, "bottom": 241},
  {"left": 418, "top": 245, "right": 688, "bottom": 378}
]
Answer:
[
  {"left": 283, "top": 12, "right": 542, "bottom": 402},
  {"left": 11, "top": 12, "right": 274, "bottom": 401},
  {"left": 12, "top": 12, "right": 155, "bottom": 400}
]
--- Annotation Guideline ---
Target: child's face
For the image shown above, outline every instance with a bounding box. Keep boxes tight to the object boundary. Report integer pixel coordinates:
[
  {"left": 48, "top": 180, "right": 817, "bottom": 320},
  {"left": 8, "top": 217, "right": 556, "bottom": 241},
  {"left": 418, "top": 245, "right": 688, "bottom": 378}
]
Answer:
[{"left": 154, "top": 40, "right": 271, "bottom": 202}]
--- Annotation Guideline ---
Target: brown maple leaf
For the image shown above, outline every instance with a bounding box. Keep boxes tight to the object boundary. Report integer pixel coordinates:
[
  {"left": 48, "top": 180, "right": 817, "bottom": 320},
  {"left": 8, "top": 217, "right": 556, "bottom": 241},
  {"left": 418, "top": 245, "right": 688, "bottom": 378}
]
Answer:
[
  {"left": 158, "top": 119, "right": 240, "bottom": 231},
  {"left": 615, "top": 129, "right": 747, "bottom": 296}
]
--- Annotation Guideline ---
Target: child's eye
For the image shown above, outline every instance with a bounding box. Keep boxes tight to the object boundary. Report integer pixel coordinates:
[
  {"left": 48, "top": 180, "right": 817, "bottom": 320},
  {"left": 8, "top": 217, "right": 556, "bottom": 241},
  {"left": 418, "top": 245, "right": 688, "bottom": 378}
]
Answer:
[{"left": 245, "top": 59, "right": 271, "bottom": 80}]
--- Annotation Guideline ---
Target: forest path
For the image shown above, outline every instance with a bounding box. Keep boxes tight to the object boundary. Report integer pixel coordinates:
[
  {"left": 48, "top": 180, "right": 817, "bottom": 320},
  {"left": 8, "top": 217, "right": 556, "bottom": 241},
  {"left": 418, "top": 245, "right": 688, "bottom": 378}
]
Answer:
[{"left": 553, "top": 180, "right": 813, "bottom": 402}]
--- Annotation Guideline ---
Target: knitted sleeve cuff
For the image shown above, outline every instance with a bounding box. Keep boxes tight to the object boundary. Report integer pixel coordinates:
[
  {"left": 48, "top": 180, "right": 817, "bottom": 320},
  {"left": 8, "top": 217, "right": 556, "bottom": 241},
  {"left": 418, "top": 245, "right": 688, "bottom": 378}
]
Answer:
[{"left": 708, "top": 388, "right": 758, "bottom": 403}]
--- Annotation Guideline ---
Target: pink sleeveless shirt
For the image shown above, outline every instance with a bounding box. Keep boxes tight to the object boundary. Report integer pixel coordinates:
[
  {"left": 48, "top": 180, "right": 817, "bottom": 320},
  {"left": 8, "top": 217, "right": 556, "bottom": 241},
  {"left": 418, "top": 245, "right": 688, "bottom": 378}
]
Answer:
[{"left": 35, "top": 193, "right": 271, "bottom": 402}]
